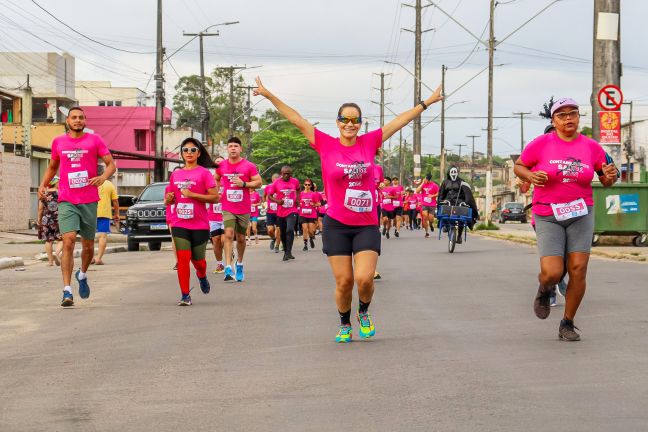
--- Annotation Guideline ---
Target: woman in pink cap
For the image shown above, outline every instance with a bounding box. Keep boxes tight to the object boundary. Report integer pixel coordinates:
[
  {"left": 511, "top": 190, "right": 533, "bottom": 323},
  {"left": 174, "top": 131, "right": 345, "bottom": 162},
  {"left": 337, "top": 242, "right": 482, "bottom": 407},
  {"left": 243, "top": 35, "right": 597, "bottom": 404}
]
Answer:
[
  {"left": 253, "top": 76, "right": 443, "bottom": 343},
  {"left": 514, "top": 98, "right": 618, "bottom": 341}
]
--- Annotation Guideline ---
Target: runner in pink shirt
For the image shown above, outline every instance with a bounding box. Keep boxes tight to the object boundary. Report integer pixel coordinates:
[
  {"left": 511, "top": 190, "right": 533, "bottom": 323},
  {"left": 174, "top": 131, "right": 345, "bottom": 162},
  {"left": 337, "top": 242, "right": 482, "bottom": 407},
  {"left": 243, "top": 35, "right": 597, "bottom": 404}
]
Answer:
[
  {"left": 317, "top": 188, "right": 327, "bottom": 234},
  {"left": 38, "top": 107, "right": 116, "bottom": 307},
  {"left": 416, "top": 174, "right": 440, "bottom": 237},
  {"left": 214, "top": 137, "right": 263, "bottom": 282},
  {"left": 254, "top": 75, "right": 443, "bottom": 343},
  {"left": 299, "top": 179, "right": 321, "bottom": 251},
  {"left": 391, "top": 178, "right": 405, "bottom": 238},
  {"left": 208, "top": 156, "right": 226, "bottom": 274},
  {"left": 164, "top": 138, "right": 219, "bottom": 306},
  {"left": 247, "top": 188, "right": 262, "bottom": 245},
  {"left": 514, "top": 97, "right": 617, "bottom": 341},
  {"left": 380, "top": 177, "right": 396, "bottom": 239},
  {"left": 267, "top": 166, "right": 300, "bottom": 261},
  {"left": 264, "top": 173, "right": 281, "bottom": 253}
]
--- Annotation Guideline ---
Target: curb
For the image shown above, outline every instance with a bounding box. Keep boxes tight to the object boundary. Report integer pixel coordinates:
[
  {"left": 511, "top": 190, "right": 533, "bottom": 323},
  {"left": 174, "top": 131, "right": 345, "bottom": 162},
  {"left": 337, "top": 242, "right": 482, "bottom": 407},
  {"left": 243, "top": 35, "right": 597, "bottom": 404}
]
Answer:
[
  {"left": 0, "top": 257, "right": 25, "bottom": 270},
  {"left": 475, "top": 231, "right": 647, "bottom": 263},
  {"left": 34, "top": 245, "right": 131, "bottom": 262}
]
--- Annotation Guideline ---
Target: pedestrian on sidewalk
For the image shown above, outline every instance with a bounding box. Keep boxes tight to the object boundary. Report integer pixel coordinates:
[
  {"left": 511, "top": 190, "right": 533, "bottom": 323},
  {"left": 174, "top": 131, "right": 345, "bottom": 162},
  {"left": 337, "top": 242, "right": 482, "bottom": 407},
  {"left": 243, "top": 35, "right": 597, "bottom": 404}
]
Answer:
[
  {"left": 38, "top": 107, "right": 117, "bottom": 307},
  {"left": 37, "top": 176, "right": 62, "bottom": 266},
  {"left": 93, "top": 165, "right": 119, "bottom": 265}
]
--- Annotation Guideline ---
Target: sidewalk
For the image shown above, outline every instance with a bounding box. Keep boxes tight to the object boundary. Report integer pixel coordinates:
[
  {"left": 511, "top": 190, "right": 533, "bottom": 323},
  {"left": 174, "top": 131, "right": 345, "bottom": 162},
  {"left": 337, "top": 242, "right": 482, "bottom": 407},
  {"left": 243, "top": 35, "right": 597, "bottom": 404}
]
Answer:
[{"left": 475, "top": 222, "right": 648, "bottom": 263}]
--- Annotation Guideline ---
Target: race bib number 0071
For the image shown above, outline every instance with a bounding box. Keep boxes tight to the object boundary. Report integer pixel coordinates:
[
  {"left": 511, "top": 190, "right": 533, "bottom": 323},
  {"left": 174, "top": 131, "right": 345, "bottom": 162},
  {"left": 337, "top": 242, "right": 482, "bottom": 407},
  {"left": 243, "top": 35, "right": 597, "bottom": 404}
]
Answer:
[
  {"left": 344, "top": 189, "right": 372, "bottom": 213},
  {"left": 551, "top": 198, "right": 588, "bottom": 222}
]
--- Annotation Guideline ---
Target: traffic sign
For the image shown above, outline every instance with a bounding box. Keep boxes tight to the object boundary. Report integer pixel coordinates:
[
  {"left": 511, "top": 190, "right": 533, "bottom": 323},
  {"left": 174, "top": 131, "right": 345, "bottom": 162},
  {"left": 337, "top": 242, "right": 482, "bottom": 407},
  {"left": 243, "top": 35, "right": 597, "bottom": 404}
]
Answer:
[{"left": 598, "top": 85, "right": 623, "bottom": 111}]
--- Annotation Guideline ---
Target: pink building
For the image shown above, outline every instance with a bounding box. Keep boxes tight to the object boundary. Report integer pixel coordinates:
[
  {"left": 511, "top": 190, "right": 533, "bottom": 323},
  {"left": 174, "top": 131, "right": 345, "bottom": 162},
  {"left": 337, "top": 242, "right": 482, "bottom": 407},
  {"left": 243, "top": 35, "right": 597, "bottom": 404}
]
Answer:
[{"left": 80, "top": 106, "right": 173, "bottom": 170}]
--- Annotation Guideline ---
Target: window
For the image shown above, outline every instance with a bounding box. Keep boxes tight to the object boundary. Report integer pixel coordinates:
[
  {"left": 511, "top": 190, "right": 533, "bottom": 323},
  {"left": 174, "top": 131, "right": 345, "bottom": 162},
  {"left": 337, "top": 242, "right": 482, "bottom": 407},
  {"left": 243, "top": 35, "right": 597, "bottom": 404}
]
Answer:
[
  {"left": 134, "top": 130, "right": 147, "bottom": 151},
  {"left": 99, "top": 100, "right": 106, "bottom": 106},
  {"left": 106, "top": 101, "right": 114, "bottom": 107},
  {"left": 115, "top": 101, "right": 122, "bottom": 107}
]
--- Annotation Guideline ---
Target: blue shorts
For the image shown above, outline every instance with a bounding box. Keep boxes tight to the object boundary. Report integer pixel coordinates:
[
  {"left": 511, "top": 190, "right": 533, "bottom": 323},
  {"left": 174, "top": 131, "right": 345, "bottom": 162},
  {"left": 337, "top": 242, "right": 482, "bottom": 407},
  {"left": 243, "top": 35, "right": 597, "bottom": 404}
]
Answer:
[
  {"left": 266, "top": 213, "right": 277, "bottom": 226},
  {"left": 251, "top": 216, "right": 258, "bottom": 222},
  {"left": 96, "top": 217, "right": 111, "bottom": 234}
]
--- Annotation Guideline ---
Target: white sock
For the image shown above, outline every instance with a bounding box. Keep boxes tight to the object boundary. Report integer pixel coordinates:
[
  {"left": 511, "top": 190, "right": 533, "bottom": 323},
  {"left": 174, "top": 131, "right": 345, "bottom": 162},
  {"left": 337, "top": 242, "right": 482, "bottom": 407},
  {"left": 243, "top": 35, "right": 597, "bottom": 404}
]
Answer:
[
  {"left": 237, "top": 260, "right": 243, "bottom": 266},
  {"left": 77, "top": 271, "right": 87, "bottom": 280},
  {"left": 63, "top": 286, "right": 72, "bottom": 293},
  {"left": 216, "top": 260, "right": 223, "bottom": 266}
]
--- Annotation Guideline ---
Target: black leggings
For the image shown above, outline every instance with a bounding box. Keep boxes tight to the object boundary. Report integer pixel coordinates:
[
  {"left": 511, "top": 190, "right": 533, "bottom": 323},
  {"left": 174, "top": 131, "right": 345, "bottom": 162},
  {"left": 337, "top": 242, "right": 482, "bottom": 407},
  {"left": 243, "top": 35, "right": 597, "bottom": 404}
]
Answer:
[
  {"left": 171, "top": 227, "right": 209, "bottom": 260},
  {"left": 278, "top": 214, "right": 297, "bottom": 254}
]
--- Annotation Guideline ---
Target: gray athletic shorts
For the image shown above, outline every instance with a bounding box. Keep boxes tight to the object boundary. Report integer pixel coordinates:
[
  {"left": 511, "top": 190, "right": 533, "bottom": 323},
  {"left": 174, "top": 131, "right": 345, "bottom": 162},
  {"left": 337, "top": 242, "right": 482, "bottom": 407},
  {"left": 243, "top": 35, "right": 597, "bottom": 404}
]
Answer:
[{"left": 534, "top": 206, "right": 594, "bottom": 257}]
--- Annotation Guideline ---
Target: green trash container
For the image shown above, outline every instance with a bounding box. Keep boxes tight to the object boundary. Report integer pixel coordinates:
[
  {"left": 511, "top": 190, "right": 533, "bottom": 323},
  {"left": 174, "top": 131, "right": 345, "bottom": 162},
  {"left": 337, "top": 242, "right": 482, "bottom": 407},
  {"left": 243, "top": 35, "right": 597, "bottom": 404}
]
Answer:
[{"left": 592, "top": 183, "right": 648, "bottom": 246}]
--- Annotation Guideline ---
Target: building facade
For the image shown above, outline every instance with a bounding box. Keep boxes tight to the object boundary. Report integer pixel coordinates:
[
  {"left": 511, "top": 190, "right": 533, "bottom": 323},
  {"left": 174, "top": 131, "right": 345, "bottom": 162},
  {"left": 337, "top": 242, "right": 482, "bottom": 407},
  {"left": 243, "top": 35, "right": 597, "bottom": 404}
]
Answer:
[{"left": 75, "top": 81, "right": 149, "bottom": 107}]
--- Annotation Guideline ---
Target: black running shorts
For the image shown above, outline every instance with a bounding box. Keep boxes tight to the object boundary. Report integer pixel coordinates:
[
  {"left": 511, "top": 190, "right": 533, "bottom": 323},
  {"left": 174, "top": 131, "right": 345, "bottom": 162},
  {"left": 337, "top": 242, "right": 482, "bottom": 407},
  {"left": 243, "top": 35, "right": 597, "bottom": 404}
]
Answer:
[{"left": 322, "top": 216, "right": 381, "bottom": 257}]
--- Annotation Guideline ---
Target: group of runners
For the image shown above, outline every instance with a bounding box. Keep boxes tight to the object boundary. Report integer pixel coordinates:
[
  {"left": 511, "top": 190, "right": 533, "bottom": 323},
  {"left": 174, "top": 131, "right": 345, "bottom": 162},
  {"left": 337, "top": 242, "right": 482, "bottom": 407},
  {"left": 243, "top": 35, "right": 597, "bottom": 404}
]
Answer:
[{"left": 39, "top": 80, "right": 617, "bottom": 343}]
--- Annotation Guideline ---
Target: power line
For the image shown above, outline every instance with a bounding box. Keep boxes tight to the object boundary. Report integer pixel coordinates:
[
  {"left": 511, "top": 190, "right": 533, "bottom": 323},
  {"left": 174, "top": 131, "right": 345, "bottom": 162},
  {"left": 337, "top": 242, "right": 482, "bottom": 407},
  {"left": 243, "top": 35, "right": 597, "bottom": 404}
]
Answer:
[{"left": 30, "top": 0, "right": 156, "bottom": 55}]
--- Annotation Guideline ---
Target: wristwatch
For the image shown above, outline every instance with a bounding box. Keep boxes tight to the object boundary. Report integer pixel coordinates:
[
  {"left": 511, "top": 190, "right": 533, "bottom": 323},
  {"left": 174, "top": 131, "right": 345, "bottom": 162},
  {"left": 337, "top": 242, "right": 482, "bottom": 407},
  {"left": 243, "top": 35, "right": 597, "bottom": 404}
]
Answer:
[{"left": 419, "top": 100, "right": 428, "bottom": 110}]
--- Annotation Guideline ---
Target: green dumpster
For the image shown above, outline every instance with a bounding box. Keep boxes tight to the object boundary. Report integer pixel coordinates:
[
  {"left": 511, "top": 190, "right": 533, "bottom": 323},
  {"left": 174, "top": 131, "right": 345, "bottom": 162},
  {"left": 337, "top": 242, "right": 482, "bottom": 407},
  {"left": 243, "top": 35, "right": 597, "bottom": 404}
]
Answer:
[{"left": 592, "top": 183, "right": 648, "bottom": 246}]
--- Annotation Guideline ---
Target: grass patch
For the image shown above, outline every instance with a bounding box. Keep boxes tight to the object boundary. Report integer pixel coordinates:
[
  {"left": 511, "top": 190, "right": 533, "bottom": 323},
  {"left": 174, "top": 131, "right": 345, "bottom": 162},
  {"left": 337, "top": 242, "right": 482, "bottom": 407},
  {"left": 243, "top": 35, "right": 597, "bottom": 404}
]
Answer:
[{"left": 474, "top": 221, "right": 500, "bottom": 231}]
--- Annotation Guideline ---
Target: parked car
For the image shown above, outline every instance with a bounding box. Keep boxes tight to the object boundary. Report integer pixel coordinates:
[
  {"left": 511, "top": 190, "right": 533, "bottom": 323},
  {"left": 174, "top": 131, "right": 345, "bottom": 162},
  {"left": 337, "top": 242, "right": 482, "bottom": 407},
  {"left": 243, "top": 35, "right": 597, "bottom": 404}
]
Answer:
[
  {"left": 126, "top": 182, "right": 170, "bottom": 251},
  {"left": 499, "top": 202, "right": 527, "bottom": 223}
]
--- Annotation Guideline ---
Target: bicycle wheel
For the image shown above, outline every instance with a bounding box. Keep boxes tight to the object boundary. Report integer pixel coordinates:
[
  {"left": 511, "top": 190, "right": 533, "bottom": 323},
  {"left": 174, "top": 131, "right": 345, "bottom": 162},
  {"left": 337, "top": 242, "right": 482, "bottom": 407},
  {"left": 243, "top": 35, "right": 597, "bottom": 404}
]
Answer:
[{"left": 448, "top": 225, "right": 456, "bottom": 253}]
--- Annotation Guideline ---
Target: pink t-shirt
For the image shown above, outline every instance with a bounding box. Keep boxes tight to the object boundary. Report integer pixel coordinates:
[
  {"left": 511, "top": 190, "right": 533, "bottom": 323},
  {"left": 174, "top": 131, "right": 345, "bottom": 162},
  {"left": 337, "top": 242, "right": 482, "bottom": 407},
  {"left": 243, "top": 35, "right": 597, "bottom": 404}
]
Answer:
[
  {"left": 318, "top": 192, "right": 328, "bottom": 215},
  {"left": 274, "top": 177, "right": 300, "bottom": 218},
  {"left": 165, "top": 184, "right": 175, "bottom": 225},
  {"left": 406, "top": 194, "right": 419, "bottom": 210},
  {"left": 216, "top": 158, "right": 259, "bottom": 215},
  {"left": 168, "top": 166, "right": 217, "bottom": 230},
  {"left": 421, "top": 181, "right": 440, "bottom": 206},
  {"left": 520, "top": 132, "right": 606, "bottom": 216},
  {"left": 51, "top": 133, "right": 111, "bottom": 205},
  {"left": 265, "top": 183, "right": 278, "bottom": 214},
  {"left": 250, "top": 191, "right": 261, "bottom": 217},
  {"left": 300, "top": 191, "right": 320, "bottom": 218},
  {"left": 381, "top": 187, "right": 395, "bottom": 211},
  {"left": 311, "top": 129, "right": 382, "bottom": 226},
  {"left": 373, "top": 165, "right": 384, "bottom": 202},
  {"left": 415, "top": 193, "right": 424, "bottom": 211},
  {"left": 207, "top": 193, "right": 223, "bottom": 222},
  {"left": 391, "top": 185, "right": 405, "bottom": 208}
]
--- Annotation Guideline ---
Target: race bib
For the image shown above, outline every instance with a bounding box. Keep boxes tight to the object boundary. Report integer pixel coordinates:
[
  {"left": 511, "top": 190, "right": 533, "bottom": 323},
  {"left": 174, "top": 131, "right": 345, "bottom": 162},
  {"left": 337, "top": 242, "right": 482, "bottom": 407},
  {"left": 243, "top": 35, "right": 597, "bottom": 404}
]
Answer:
[
  {"left": 176, "top": 203, "right": 194, "bottom": 219},
  {"left": 382, "top": 198, "right": 392, "bottom": 205},
  {"left": 409, "top": 204, "right": 417, "bottom": 210},
  {"left": 269, "top": 202, "right": 278, "bottom": 211},
  {"left": 226, "top": 189, "right": 243, "bottom": 203},
  {"left": 212, "top": 203, "right": 222, "bottom": 213},
  {"left": 345, "top": 189, "right": 372, "bottom": 213},
  {"left": 68, "top": 171, "right": 89, "bottom": 189},
  {"left": 423, "top": 197, "right": 432, "bottom": 204},
  {"left": 393, "top": 200, "right": 401, "bottom": 207},
  {"left": 283, "top": 198, "right": 294, "bottom": 208},
  {"left": 302, "top": 208, "right": 313, "bottom": 215},
  {"left": 551, "top": 198, "right": 588, "bottom": 222},
  {"left": 251, "top": 205, "right": 257, "bottom": 213}
]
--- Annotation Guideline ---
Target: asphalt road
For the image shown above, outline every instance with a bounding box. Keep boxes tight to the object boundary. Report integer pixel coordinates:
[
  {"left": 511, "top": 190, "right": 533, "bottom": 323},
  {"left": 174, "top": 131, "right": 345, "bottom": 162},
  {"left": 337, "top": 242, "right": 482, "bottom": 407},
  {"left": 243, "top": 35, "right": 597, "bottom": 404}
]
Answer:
[{"left": 1, "top": 229, "right": 647, "bottom": 431}]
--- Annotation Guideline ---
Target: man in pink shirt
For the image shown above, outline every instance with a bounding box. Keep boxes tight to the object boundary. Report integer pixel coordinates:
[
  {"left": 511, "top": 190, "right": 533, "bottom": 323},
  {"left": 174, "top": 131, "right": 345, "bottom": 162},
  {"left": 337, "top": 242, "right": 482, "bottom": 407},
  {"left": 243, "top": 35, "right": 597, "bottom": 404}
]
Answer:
[
  {"left": 38, "top": 107, "right": 117, "bottom": 307},
  {"left": 214, "top": 137, "right": 262, "bottom": 282},
  {"left": 268, "top": 165, "right": 300, "bottom": 261},
  {"left": 264, "top": 173, "right": 281, "bottom": 252}
]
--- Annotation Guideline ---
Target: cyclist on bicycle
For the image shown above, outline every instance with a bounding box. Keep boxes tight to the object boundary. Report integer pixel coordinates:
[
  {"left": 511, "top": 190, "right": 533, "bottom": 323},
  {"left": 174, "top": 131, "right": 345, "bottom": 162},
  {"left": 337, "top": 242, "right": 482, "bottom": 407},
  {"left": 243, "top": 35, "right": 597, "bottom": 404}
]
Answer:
[{"left": 437, "top": 166, "right": 479, "bottom": 243}]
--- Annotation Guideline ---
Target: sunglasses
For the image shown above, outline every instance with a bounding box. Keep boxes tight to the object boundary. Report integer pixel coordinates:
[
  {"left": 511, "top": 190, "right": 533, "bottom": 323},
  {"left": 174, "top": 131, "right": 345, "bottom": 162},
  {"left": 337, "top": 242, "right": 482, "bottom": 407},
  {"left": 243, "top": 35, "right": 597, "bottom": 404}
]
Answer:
[
  {"left": 337, "top": 116, "right": 362, "bottom": 125},
  {"left": 554, "top": 110, "right": 580, "bottom": 121},
  {"left": 304, "top": 183, "right": 312, "bottom": 187},
  {"left": 182, "top": 147, "right": 199, "bottom": 154}
]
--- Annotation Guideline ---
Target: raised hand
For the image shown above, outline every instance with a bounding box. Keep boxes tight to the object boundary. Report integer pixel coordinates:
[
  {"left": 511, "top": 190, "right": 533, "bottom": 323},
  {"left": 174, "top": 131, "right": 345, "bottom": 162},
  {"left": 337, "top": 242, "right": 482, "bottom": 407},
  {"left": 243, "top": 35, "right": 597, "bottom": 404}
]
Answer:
[
  {"left": 253, "top": 76, "right": 270, "bottom": 98},
  {"left": 424, "top": 84, "right": 444, "bottom": 106}
]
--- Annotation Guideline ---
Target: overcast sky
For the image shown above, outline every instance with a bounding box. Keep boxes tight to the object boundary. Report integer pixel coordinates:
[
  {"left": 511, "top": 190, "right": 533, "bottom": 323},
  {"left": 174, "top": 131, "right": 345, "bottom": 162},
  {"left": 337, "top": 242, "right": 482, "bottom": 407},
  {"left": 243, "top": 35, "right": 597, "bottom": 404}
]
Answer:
[{"left": 1, "top": 0, "right": 647, "bottom": 157}]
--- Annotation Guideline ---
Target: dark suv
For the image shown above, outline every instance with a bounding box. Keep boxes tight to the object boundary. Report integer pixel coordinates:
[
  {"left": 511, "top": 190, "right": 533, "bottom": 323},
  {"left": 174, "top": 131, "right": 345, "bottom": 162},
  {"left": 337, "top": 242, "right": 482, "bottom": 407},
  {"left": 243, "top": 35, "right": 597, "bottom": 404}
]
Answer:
[
  {"left": 126, "top": 182, "right": 170, "bottom": 251},
  {"left": 499, "top": 202, "right": 527, "bottom": 224}
]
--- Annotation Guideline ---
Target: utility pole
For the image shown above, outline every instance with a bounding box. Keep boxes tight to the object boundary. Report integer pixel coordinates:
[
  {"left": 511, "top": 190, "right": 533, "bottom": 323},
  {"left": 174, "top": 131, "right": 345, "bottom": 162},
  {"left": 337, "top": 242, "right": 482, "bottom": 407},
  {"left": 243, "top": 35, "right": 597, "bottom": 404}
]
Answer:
[
  {"left": 183, "top": 29, "right": 220, "bottom": 153},
  {"left": 467, "top": 134, "right": 480, "bottom": 184},
  {"left": 21, "top": 76, "right": 32, "bottom": 158},
  {"left": 591, "top": 0, "right": 621, "bottom": 161},
  {"left": 512, "top": 111, "right": 531, "bottom": 153},
  {"left": 399, "top": 130, "right": 404, "bottom": 183},
  {"left": 485, "top": 0, "right": 495, "bottom": 223},
  {"left": 403, "top": 0, "right": 432, "bottom": 179},
  {"left": 154, "top": 0, "right": 165, "bottom": 182},
  {"left": 440, "top": 64, "right": 447, "bottom": 183},
  {"left": 623, "top": 100, "right": 633, "bottom": 182},
  {"left": 215, "top": 66, "right": 247, "bottom": 138},
  {"left": 372, "top": 72, "right": 391, "bottom": 167},
  {"left": 455, "top": 143, "right": 467, "bottom": 160}
]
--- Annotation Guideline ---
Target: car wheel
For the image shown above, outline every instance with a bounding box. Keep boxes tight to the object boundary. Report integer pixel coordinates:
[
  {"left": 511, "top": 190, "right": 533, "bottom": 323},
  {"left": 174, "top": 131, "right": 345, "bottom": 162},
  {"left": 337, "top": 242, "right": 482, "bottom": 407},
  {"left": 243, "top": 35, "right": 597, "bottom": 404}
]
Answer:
[
  {"left": 148, "top": 241, "right": 162, "bottom": 251},
  {"left": 127, "top": 239, "right": 140, "bottom": 252}
]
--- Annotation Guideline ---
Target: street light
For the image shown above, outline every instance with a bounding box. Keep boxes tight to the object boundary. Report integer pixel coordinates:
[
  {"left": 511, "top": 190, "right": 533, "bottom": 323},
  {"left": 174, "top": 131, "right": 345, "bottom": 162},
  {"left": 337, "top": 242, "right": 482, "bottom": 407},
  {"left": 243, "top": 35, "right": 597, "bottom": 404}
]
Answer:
[{"left": 384, "top": 60, "right": 436, "bottom": 93}]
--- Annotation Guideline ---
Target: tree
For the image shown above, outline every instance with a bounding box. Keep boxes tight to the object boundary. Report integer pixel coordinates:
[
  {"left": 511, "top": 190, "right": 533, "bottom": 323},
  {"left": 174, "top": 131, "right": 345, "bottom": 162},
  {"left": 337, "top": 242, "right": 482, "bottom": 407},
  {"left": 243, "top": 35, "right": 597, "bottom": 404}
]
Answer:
[
  {"left": 172, "top": 69, "right": 251, "bottom": 145},
  {"left": 250, "top": 110, "right": 322, "bottom": 186},
  {"left": 580, "top": 126, "right": 593, "bottom": 137}
]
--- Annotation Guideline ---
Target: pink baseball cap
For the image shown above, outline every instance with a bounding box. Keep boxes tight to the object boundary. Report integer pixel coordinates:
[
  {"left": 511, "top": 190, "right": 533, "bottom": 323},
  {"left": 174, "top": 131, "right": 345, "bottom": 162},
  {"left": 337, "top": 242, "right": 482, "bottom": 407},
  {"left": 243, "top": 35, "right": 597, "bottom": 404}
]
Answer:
[{"left": 550, "top": 98, "right": 579, "bottom": 116}]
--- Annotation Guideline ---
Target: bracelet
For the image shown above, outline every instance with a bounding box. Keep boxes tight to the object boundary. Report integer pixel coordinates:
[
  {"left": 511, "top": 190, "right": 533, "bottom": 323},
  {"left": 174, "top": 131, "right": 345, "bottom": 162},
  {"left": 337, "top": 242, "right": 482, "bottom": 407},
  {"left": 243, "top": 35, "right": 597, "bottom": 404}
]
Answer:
[
  {"left": 419, "top": 100, "right": 428, "bottom": 110},
  {"left": 242, "top": 181, "right": 247, "bottom": 188}
]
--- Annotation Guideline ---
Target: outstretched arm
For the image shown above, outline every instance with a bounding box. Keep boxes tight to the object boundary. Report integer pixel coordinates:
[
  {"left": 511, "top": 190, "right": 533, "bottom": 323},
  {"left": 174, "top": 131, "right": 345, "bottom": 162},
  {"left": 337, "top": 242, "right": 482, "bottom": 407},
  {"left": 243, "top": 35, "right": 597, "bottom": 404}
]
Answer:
[
  {"left": 253, "top": 77, "right": 314, "bottom": 143},
  {"left": 382, "top": 85, "right": 443, "bottom": 142}
]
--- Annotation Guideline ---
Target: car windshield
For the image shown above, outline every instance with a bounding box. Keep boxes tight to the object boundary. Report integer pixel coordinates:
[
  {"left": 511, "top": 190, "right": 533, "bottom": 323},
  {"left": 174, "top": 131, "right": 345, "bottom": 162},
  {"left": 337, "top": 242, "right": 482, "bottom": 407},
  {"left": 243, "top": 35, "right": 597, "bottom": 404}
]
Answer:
[
  {"left": 506, "top": 203, "right": 524, "bottom": 209},
  {"left": 138, "top": 183, "right": 168, "bottom": 202}
]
